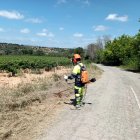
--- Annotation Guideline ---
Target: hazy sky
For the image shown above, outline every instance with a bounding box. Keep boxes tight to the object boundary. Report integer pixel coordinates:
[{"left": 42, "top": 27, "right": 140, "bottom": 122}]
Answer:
[{"left": 0, "top": 0, "right": 139, "bottom": 48}]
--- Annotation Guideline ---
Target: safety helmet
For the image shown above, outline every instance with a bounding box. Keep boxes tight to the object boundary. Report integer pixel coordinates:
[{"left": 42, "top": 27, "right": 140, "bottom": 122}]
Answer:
[{"left": 72, "top": 54, "right": 81, "bottom": 64}]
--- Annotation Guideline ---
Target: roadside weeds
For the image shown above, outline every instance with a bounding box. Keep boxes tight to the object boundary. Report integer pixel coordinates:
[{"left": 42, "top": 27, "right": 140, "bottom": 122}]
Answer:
[{"left": 0, "top": 64, "right": 102, "bottom": 140}]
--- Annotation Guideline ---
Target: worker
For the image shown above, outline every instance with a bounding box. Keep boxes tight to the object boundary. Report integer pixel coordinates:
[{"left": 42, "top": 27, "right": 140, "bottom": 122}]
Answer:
[{"left": 64, "top": 54, "right": 87, "bottom": 109}]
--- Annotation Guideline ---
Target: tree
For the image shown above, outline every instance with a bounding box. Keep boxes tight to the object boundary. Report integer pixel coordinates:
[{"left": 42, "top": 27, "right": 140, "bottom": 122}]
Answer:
[
  {"left": 34, "top": 49, "right": 45, "bottom": 56},
  {"left": 103, "top": 34, "right": 134, "bottom": 65},
  {"left": 86, "top": 43, "right": 99, "bottom": 60},
  {"left": 96, "top": 35, "right": 111, "bottom": 49},
  {"left": 74, "top": 47, "right": 84, "bottom": 57}
]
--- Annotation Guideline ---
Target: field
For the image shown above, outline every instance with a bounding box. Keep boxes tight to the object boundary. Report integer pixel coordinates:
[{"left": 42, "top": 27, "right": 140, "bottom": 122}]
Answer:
[{"left": 0, "top": 55, "right": 71, "bottom": 75}]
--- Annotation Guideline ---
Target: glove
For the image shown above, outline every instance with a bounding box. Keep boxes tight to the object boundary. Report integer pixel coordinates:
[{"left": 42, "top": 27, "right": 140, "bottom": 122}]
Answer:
[
  {"left": 64, "top": 75, "right": 68, "bottom": 81},
  {"left": 90, "top": 78, "right": 96, "bottom": 82}
]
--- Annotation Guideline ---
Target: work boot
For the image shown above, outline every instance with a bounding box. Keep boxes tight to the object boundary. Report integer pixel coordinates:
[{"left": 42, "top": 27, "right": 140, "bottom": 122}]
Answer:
[
  {"left": 80, "top": 102, "right": 85, "bottom": 107},
  {"left": 75, "top": 104, "right": 81, "bottom": 109}
]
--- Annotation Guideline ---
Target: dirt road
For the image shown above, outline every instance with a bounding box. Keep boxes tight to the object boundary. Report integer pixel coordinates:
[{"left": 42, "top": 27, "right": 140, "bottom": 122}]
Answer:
[{"left": 39, "top": 64, "right": 140, "bottom": 140}]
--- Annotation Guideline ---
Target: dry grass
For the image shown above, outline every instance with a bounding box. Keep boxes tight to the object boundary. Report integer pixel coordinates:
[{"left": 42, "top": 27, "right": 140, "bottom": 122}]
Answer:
[
  {"left": 86, "top": 63, "right": 103, "bottom": 80},
  {"left": 0, "top": 64, "right": 103, "bottom": 140},
  {"left": 0, "top": 67, "right": 72, "bottom": 140}
]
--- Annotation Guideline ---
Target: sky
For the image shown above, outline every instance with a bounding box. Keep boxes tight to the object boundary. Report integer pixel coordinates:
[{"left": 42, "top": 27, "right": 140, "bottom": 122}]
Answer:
[{"left": 0, "top": 0, "right": 140, "bottom": 48}]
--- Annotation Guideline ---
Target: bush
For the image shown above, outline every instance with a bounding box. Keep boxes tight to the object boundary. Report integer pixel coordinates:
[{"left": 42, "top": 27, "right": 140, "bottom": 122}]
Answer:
[{"left": 123, "top": 56, "right": 140, "bottom": 71}]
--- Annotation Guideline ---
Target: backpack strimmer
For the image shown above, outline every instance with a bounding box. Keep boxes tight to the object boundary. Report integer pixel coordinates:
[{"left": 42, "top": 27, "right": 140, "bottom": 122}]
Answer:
[{"left": 79, "top": 64, "right": 89, "bottom": 84}]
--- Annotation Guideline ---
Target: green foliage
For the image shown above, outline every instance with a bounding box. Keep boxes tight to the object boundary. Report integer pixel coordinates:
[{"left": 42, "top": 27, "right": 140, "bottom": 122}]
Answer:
[
  {"left": 123, "top": 56, "right": 140, "bottom": 70},
  {"left": 0, "top": 55, "right": 71, "bottom": 74},
  {"left": 96, "top": 32, "right": 140, "bottom": 71},
  {"left": 104, "top": 35, "right": 133, "bottom": 65},
  {"left": 95, "top": 49, "right": 104, "bottom": 63},
  {"left": 0, "top": 43, "right": 75, "bottom": 57}
]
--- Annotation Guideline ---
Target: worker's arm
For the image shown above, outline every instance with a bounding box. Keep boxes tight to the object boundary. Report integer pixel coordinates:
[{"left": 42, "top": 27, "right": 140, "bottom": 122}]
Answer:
[
  {"left": 64, "top": 65, "right": 79, "bottom": 81},
  {"left": 64, "top": 73, "right": 78, "bottom": 81},
  {"left": 68, "top": 73, "right": 78, "bottom": 79}
]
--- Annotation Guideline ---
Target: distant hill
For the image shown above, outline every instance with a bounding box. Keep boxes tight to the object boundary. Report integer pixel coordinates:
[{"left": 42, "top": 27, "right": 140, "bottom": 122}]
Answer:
[{"left": 0, "top": 42, "right": 74, "bottom": 57}]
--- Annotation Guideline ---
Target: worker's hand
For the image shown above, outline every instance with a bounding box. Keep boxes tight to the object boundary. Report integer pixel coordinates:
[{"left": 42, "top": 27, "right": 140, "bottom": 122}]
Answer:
[{"left": 64, "top": 75, "right": 68, "bottom": 81}]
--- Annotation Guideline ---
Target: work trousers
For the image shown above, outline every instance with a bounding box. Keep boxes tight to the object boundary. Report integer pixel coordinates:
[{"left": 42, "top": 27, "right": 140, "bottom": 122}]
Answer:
[{"left": 74, "top": 86, "right": 85, "bottom": 105}]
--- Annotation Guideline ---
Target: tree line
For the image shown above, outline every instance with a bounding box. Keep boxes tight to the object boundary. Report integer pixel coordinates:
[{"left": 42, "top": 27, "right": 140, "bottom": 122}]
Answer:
[
  {"left": 0, "top": 43, "right": 74, "bottom": 57},
  {"left": 85, "top": 31, "right": 140, "bottom": 71}
]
